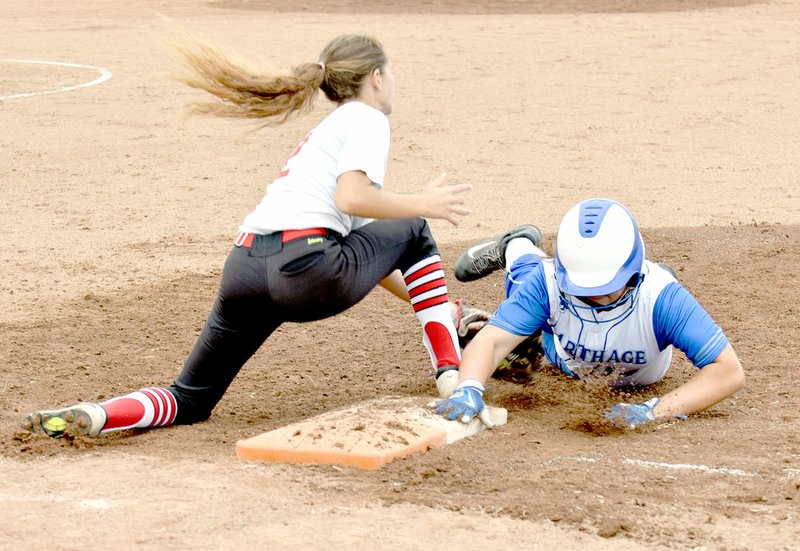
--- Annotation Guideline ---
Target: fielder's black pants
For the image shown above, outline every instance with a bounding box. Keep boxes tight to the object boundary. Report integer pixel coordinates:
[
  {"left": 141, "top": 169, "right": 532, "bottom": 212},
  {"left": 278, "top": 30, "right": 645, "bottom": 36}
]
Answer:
[{"left": 169, "top": 217, "right": 439, "bottom": 424}]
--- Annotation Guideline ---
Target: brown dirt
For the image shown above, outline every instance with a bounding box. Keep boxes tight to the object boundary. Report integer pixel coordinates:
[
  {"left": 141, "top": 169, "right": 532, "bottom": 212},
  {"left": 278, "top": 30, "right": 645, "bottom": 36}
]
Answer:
[{"left": 2, "top": 1, "right": 799, "bottom": 550}]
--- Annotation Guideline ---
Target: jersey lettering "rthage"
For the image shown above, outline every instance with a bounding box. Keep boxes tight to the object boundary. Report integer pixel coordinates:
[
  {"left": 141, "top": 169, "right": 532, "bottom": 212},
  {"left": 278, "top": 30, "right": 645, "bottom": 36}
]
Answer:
[{"left": 490, "top": 257, "right": 728, "bottom": 387}]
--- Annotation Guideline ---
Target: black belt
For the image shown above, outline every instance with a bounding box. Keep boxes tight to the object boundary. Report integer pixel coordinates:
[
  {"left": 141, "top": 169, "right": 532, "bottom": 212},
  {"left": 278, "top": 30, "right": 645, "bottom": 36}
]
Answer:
[{"left": 235, "top": 228, "right": 328, "bottom": 248}]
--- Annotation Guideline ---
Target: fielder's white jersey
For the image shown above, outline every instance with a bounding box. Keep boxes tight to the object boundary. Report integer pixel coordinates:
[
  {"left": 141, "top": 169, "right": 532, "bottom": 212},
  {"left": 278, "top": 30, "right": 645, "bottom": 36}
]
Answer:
[
  {"left": 490, "top": 257, "right": 728, "bottom": 387},
  {"left": 239, "top": 101, "right": 389, "bottom": 237}
]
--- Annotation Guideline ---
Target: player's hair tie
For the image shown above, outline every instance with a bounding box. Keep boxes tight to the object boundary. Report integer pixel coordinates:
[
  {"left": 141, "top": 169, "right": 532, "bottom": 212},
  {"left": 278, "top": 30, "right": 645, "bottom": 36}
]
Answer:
[{"left": 318, "top": 61, "right": 326, "bottom": 72}]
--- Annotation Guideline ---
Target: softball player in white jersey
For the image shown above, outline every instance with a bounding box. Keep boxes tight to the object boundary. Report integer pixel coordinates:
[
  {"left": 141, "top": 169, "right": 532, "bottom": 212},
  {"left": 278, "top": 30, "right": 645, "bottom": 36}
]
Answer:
[
  {"left": 22, "top": 33, "right": 469, "bottom": 439},
  {"left": 434, "top": 198, "right": 744, "bottom": 429}
]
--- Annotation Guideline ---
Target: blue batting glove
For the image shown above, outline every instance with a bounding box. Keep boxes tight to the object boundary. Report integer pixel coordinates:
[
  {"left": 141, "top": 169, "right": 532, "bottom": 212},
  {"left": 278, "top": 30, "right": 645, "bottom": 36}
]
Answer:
[
  {"left": 604, "top": 397, "right": 660, "bottom": 428},
  {"left": 433, "top": 379, "right": 492, "bottom": 427}
]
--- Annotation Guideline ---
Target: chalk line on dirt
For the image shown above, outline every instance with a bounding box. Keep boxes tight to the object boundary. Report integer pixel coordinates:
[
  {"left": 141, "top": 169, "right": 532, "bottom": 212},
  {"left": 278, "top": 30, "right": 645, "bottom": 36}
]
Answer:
[
  {"left": 546, "top": 456, "right": 761, "bottom": 478},
  {"left": 0, "top": 58, "right": 112, "bottom": 100},
  {"left": 621, "top": 458, "right": 759, "bottom": 478}
]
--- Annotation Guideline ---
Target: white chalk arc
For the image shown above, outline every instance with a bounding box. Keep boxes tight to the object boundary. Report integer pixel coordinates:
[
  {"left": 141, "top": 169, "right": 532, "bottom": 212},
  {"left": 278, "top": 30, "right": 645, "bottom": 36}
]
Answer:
[{"left": 0, "top": 59, "right": 113, "bottom": 100}]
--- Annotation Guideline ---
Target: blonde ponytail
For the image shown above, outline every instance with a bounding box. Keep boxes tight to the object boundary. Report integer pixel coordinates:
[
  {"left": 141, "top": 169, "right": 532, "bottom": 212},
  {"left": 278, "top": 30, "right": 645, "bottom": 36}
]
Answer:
[{"left": 172, "top": 31, "right": 387, "bottom": 126}]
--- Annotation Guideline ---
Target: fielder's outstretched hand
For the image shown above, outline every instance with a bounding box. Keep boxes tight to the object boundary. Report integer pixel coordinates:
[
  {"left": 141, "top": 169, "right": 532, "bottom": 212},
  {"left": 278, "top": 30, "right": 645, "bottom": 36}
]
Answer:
[
  {"left": 433, "top": 379, "right": 494, "bottom": 428},
  {"left": 420, "top": 172, "right": 471, "bottom": 226},
  {"left": 604, "top": 397, "right": 660, "bottom": 428}
]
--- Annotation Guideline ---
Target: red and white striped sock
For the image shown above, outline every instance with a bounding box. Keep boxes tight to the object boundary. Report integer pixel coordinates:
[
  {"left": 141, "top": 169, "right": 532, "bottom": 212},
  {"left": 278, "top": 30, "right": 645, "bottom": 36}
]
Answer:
[
  {"left": 403, "top": 255, "right": 460, "bottom": 369},
  {"left": 98, "top": 386, "right": 178, "bottom": 434}
]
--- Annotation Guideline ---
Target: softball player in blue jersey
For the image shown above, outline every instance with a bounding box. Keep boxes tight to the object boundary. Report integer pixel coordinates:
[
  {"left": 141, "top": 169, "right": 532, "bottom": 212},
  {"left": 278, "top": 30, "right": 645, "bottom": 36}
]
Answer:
[
  {"left": 434, "top": 198, "right": 745, "bottom": 428},
  {"left": 21, "top": 33, "right": 472, "bottom": 439}
]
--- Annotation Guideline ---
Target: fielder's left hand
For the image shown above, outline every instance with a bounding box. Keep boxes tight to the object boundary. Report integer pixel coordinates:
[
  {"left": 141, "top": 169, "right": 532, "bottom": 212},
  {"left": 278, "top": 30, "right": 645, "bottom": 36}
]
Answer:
[{"left": 451, "top": 299, "right": 492, "bottom": 349}]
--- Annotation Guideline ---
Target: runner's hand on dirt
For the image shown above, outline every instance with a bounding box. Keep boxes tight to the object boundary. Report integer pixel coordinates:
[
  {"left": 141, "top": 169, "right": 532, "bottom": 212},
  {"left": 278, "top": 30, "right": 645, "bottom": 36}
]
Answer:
[
  {"left": 420, "top": 172, "right": 471, "bottom": 226},
  {"left": 604, "top": 397, "right": 660, "bottom": 428},
  {"left": 432, "top": 379, "right": 494, "bottom": 428}
]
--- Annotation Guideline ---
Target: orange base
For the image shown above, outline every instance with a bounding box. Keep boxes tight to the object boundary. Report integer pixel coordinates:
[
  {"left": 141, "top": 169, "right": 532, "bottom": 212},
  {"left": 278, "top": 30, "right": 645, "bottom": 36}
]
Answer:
[{"left": 236, "top": 395, "right": 507, "bottom": 470}]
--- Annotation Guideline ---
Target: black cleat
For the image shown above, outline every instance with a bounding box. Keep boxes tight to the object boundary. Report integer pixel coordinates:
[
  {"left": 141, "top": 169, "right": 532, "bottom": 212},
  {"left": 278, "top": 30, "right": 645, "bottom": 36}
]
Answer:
[{"left": 454, "top": 225, "right": 542, "bottom": 282}]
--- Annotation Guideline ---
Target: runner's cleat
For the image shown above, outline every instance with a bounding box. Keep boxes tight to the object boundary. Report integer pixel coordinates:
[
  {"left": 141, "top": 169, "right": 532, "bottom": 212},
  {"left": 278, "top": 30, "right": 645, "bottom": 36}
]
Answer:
[
  {"left": 20, "top": 402, "right": 108, "bottom": 438},
  {"left": 454, "top": 225, "right": 542, "bottom": 282}
]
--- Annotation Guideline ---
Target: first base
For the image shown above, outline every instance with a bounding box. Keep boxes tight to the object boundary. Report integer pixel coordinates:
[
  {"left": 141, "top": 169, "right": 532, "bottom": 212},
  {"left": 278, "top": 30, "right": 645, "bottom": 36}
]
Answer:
[{"left": 236, "top": 395, "right": 507, "bottom": 470}]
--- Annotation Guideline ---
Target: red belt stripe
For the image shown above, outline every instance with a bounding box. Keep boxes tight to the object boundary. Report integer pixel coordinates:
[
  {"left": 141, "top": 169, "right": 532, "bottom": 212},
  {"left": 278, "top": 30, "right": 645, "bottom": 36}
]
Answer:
[
  {"left": 235, "top": 228, "right": 327, "bottom": 248},
  {"left": 280, "top": 228, "right": 327, "bottom": 243}
]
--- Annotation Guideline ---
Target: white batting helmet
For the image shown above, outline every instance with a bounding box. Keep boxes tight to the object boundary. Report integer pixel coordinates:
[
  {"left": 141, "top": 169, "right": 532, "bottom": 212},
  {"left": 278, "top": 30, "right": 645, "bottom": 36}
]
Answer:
[{"left": 554, "top": 198, "right": 645, "bottom": 297}]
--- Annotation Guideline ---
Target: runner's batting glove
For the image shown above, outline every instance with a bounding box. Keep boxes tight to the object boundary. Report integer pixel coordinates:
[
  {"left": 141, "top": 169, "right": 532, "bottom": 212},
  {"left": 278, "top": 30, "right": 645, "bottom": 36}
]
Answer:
[
  {"left": 604, "top": 397, "right": 660, "bottom": 428},
  {"left": 433, "top": 379, "right": 494, "bottom": 428}
]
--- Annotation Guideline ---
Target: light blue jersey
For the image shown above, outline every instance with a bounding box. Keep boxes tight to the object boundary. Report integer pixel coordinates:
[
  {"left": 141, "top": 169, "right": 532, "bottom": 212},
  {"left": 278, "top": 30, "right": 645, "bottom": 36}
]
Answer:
[{"left": 489, "top": 255, "right": 728, "bottom": 387}]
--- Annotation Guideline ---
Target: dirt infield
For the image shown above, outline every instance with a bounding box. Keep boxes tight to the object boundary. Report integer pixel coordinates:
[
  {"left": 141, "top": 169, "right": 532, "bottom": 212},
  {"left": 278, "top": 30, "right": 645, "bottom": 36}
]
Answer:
[{"left": 2, "top": 1, "right": 799, "bottom": 549}]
